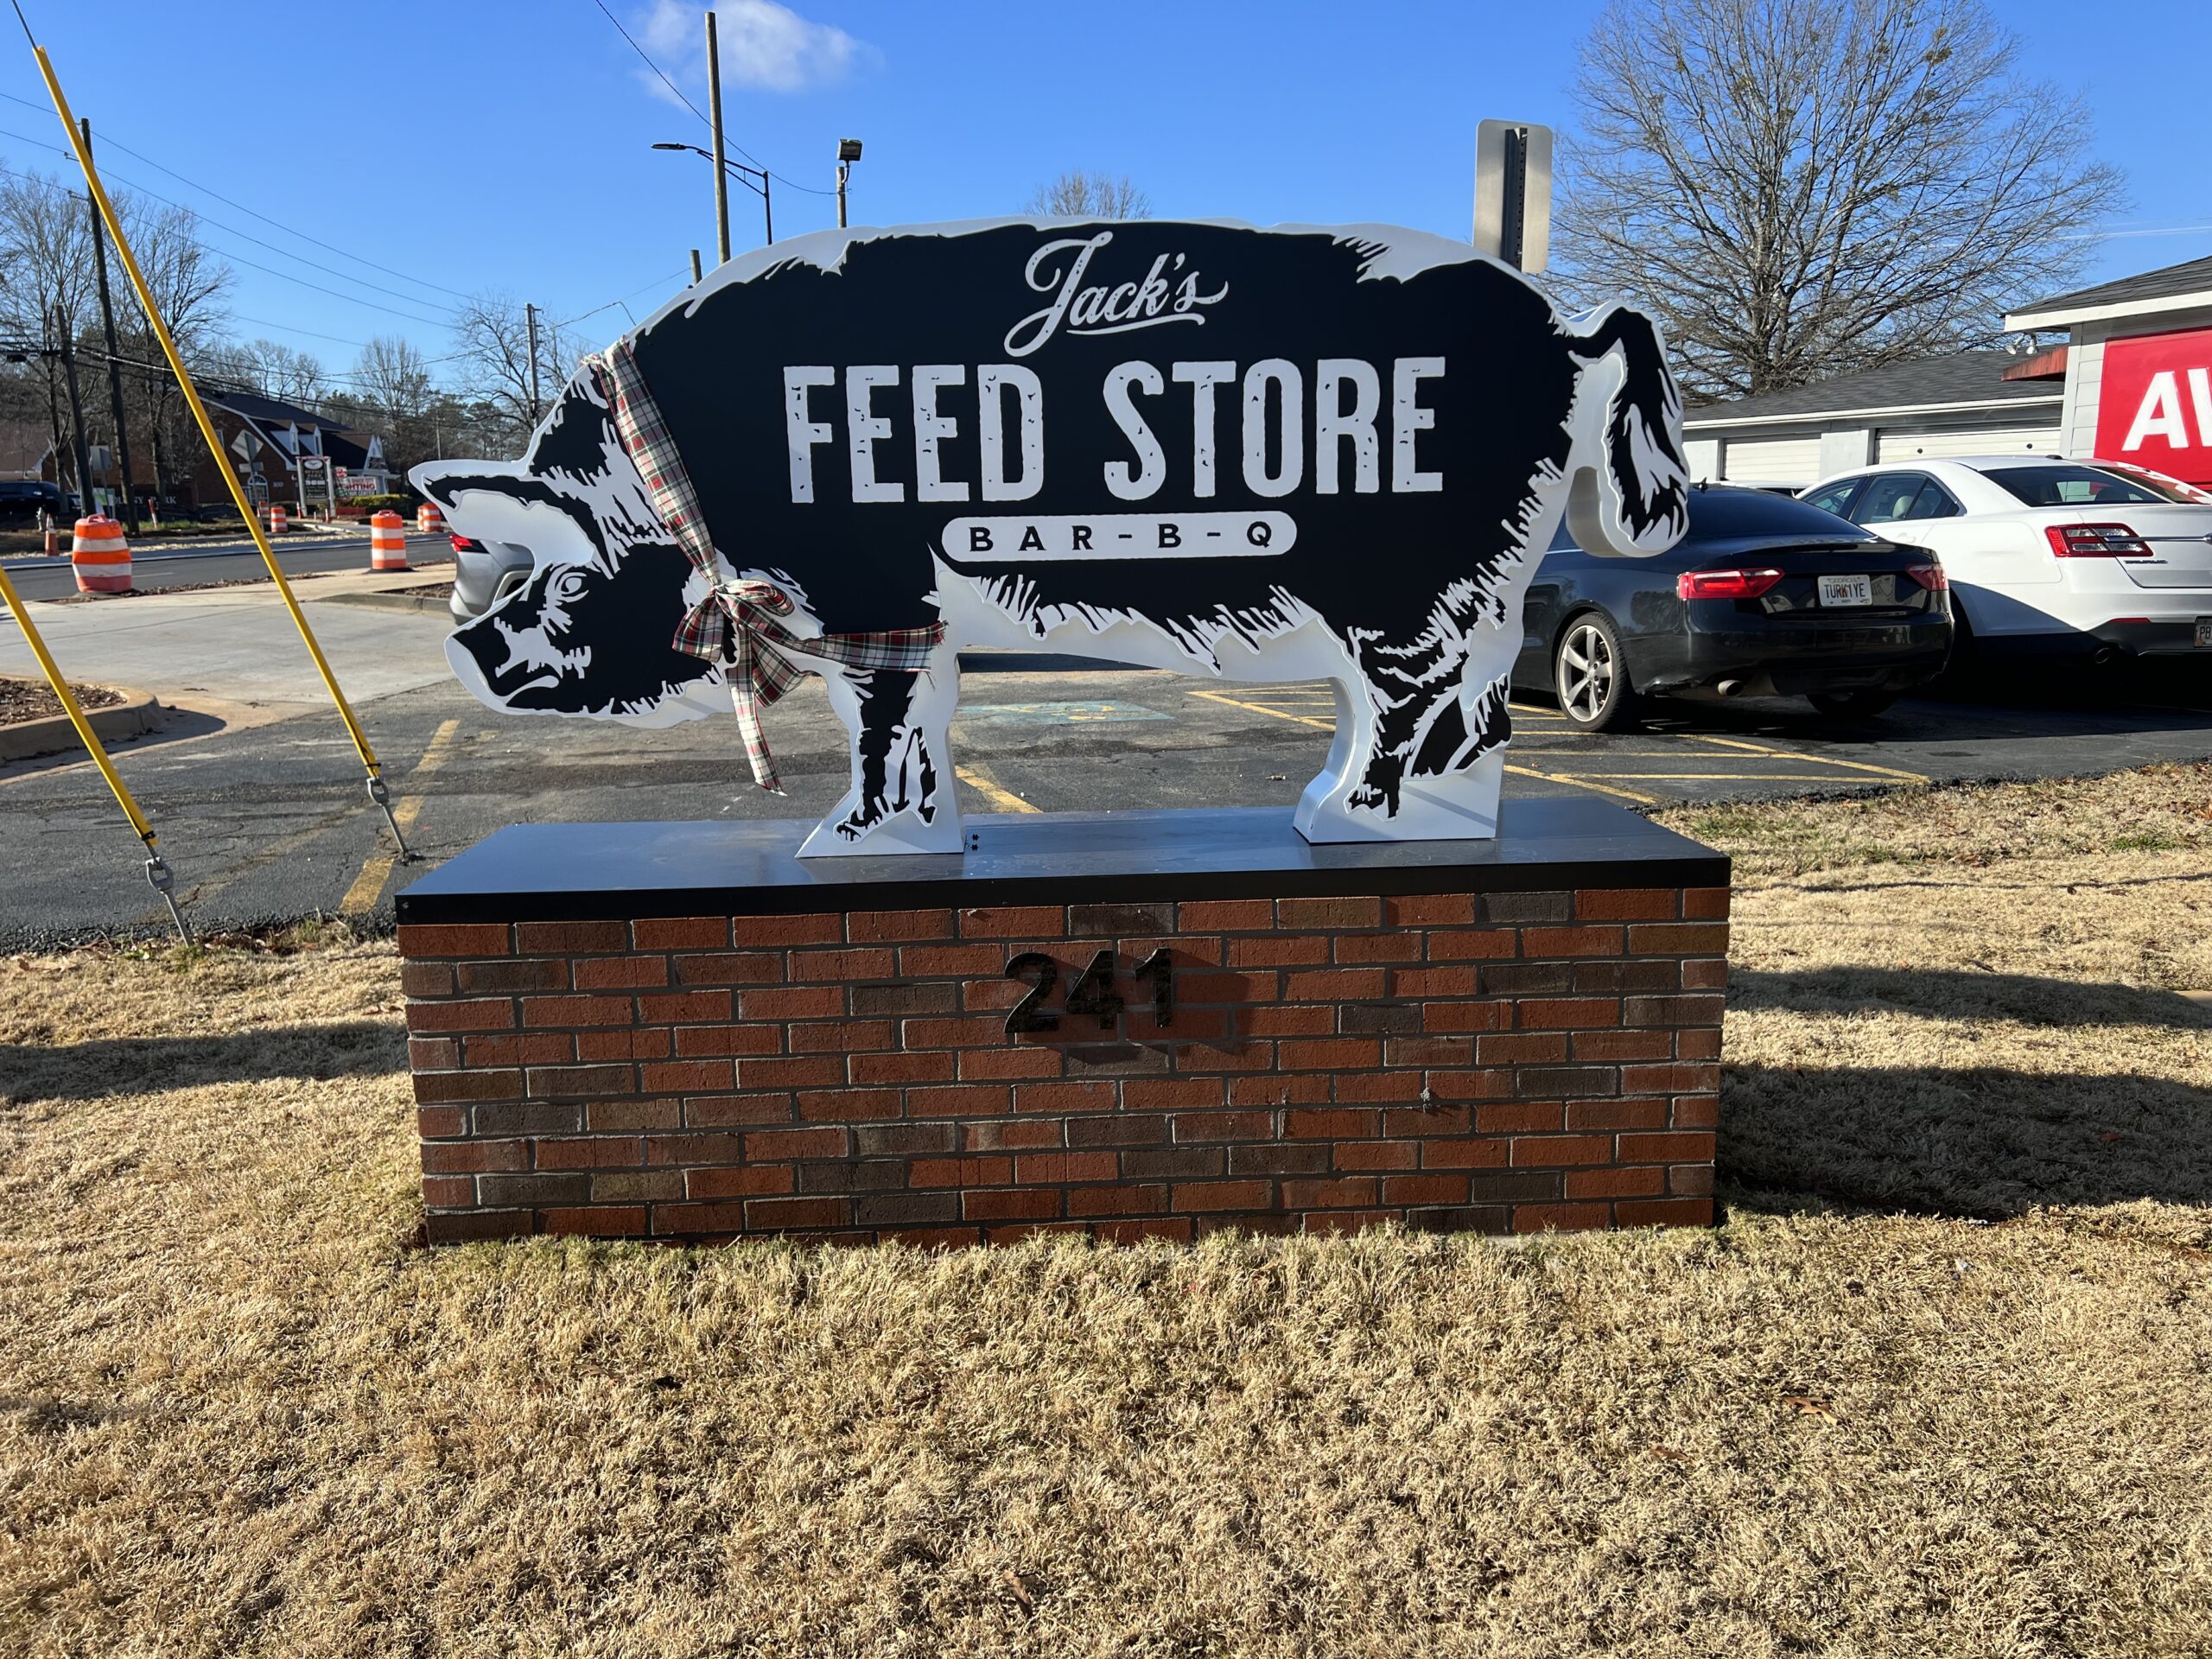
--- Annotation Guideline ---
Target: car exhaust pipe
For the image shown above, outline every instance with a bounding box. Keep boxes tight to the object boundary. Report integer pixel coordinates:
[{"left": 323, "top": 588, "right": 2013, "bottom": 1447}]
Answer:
[
  {"left": 1716, "top": 678, "right": 1745, "bottom": 697},
  {"left": 2091, "top": 646, "right": 2118, "bottom": 667}
]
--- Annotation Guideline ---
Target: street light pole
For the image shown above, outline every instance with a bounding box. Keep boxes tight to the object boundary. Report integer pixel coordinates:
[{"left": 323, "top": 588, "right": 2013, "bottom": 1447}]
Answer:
[
  {"left": 652, "top": 143, "right": 772, "bottom": 249},
  {"left": 706, "top": 8, "right": 731, "bottom": 264}
]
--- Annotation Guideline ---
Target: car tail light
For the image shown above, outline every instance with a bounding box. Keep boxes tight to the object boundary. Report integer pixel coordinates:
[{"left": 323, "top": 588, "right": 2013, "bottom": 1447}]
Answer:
[
  {"left": 2044, "top": 522, "right": 2149, "bottom": 557},
  {"left": 1677, "top": 567, "right": 1784, "bottom": 600},
  {"left": 1904, "top": 562, "right": 1947, "bottom": 590},
  {"left": 449, "top": 534, "right": 480, "bottom": 553}
]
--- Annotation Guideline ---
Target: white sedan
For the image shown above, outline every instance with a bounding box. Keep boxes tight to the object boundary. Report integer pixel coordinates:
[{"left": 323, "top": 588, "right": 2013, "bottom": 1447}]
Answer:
[{"left": 1799, "top": 456, "right": 2212, "bottom": 661}]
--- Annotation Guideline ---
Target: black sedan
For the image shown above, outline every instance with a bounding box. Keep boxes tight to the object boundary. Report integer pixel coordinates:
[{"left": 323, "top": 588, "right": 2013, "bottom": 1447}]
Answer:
[{"left": 1512, "top": 485, "right": 1954, "bottom": 729}]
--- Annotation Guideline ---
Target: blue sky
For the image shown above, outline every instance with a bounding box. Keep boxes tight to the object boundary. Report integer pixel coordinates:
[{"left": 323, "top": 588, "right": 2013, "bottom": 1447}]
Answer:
[{"left": 7, "top": 0, "right": 2209, "bottom": 378}]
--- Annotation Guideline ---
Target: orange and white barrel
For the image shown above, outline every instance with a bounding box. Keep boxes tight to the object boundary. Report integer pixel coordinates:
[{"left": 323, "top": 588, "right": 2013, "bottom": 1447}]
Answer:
[
  {"left": 370, "top": 510, "right": 410, "bottom": 572},
  {"left": 71, "top": 514, "right": 131, "bottom": 594},
  {"left": 416, "top": 501, "right": 443, "bottom": 535},
  {"left": 265, "top": 503, "right": 289, "bottom": 534}
]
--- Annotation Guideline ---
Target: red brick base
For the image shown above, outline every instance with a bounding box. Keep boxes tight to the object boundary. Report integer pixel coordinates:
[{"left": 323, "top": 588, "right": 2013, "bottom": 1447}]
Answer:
[{"left": 401, "top": 883, "right": 1726, "bottom": 1245}]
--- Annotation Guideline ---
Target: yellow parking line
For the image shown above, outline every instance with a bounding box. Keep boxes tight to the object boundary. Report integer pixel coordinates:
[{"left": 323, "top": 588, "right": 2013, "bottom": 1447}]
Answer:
[
  {"left": 1502, "top": 763, "right": 1656, "bottom": 804},
  {"left": 1192, "top": 686, "right": 1658, "bottom": 805},
  {"left": 338, "top": 719, "right": 460, "bottom": 913},
  {"left": 1565, "top": 772, "right": 1866, "bottom": 782},
  {"left": 1191, "top": 687, "right": 1336, "bottom": 731},
  {"left": 1683, "top": 732, "right": 1929, "bottom": 783},
  {"left": 957, "top": 763, "right": 1039, "bottom": 813}
]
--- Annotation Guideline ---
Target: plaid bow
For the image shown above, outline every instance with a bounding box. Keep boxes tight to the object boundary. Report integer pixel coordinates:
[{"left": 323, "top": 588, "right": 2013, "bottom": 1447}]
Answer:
[{"left": 588, "top": 341, "right": 945, "bottom": 793}]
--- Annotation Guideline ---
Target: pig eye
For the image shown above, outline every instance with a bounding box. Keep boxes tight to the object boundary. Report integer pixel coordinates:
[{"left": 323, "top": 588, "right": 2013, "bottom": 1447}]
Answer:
[{"left": 548, "top": 569, "right": 589, "bottom": 604}]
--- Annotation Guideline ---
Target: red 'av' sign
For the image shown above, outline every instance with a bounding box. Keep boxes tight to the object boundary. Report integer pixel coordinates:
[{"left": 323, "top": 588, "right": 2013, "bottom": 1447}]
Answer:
[{"left": 2096, "top": 326, "right": 2212, "bottom": 485}]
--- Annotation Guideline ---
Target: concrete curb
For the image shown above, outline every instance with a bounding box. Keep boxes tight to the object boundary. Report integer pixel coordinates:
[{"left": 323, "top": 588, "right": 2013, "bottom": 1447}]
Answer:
[
  {"left": 320, "top": 588, "right": 454, "bottom": 617},
  {"left": 0, "top": 685, "right": 166, "bottom": 762}
]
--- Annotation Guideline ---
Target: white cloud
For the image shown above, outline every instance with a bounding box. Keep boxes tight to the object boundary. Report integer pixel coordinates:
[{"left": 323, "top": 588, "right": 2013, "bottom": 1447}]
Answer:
[{"left": 634, "top": 0, "right": 869, "bottom": 98}]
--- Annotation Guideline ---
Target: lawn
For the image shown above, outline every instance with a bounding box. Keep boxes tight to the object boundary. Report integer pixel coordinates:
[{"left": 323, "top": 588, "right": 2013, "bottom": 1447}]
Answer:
[{"left": 3, "top": 766, "right": 2209, "bottom": 1657}]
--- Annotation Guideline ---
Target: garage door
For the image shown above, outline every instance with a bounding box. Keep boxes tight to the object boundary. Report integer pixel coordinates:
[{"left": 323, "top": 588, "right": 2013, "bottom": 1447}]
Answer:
[
  {"left": 1721, "top": 436, "right": 1823, "bottom": 486},
  {"left": 1874, "top": 424, "right": 2061, "bottom": 462}
]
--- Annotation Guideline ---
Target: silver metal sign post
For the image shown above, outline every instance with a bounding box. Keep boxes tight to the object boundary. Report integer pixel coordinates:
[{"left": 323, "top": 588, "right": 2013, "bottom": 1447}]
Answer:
[{"left": 1473, "top": 119, "right": 1554, "bottom": 273}]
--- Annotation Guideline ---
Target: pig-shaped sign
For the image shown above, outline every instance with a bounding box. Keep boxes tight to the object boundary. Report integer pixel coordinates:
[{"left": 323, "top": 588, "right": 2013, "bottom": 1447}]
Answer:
[{"left": 413, "top": 218, "right": 1688, "bottom": 856}]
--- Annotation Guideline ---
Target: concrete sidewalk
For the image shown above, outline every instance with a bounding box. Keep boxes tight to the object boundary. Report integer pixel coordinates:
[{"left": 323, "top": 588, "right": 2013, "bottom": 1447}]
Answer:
[{"left": 0, "top": 568, "right": 453, "bottom": 731}]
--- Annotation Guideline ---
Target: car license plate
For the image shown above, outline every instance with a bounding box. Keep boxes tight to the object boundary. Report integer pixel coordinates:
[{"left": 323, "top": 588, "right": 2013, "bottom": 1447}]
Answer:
[
  {"left": 1819, "top": 575, "right": 1872, "bottom": 607},
  {"left": 2196, "top": 616, "right": 2212, "bottom": 648}
]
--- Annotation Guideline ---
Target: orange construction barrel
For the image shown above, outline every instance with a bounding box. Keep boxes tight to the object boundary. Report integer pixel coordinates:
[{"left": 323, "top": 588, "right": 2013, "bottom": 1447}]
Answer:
[
  {"left": 266, "top": 503, "right": 289, "bottom": 534},
  {"left": 370, "top": 510, "right": 410, "bottom": 572},
  {"left": 71, "top": 514, "right": 131, "bottom": 594},
  {"left": 416, "top": 501, "right": 443, "bottom": 535}
]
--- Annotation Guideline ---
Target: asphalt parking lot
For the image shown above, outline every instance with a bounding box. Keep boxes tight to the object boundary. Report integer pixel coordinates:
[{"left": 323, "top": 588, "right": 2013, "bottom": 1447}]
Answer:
[{"left": 3, "top": 597, "right": 2207, "bottom": 945}]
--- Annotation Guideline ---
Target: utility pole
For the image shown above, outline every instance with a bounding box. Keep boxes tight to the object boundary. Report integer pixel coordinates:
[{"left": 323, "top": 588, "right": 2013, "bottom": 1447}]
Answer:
[
  {"left": 52, "top": 306, "right": 94, "bottom": 513},
  {"left": 81, "top": 122, "right": 139, "bottom": 535},
  {"left": 706, "top": 8, "right": 732, "bottom": 264},
  {"left": 524, "top": 302, "right": 543, "bottom": 427}
]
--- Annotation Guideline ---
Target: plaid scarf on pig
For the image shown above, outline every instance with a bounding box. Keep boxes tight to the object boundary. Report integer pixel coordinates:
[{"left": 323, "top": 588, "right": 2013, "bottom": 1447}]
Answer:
[{"left": 586, "top": 340, "right": 945, "bottom": 792}]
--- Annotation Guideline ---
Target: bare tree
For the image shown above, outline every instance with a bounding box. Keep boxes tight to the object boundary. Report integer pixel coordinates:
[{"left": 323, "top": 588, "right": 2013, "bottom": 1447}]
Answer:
[
  {"left": 352, "top": 336, "right": 431, "bottom": 425},
  {"left": 0, "top": 168, "right": 231, "bottom": 501},
  {"left": 1025, "top": 170, "right": 1152, "bottom": 219},
  {"left": 449, "top": 293, "right": 576, "bottom": 456},
  {"left": 1553, "top": 0, "right": 2122, "bottom": 399},
  {"left": 202, "top": 338, "right": 329, "bottom": 404},
  {"left": 345, "top": 334, "right": 450, "bottom": 474}
]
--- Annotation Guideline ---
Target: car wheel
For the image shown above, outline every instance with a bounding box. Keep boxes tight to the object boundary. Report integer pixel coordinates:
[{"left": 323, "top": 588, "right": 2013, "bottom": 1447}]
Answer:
[
  {"left": 1807, "top": 690, "right": 1897, "bottom": 719},
  {"left": 1554, "top": 613, "right": 1637, "bottom": 732}
]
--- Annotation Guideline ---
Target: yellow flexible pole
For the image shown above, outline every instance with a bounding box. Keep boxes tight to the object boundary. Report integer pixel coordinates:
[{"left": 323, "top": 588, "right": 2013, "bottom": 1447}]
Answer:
[
  {"left": 27, "top": 42, "right": 411, "bottom": 857},
  {"left": 0, "top": 567, "right": 190, "bottom": 939}
]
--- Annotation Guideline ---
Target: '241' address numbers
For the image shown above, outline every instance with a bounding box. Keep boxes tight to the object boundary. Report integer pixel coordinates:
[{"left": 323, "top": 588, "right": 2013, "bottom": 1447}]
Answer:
[{"left": 1003, "top": 949, "right": 1173, "bottom": 1035}]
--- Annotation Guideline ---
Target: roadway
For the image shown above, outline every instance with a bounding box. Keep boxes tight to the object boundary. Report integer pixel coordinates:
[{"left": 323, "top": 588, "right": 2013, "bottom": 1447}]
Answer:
[
  {"left": 2, "top": 586, "right": 2207, "bottom": 945},
  {"left": 0, "top": 533, "right": 412, "bottom": 601}
]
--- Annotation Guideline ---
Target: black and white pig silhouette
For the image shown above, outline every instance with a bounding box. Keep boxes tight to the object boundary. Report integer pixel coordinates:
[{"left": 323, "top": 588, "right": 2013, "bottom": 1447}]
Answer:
[{"left": 413, "top": 218, "right": 1688, "bottom": 856}]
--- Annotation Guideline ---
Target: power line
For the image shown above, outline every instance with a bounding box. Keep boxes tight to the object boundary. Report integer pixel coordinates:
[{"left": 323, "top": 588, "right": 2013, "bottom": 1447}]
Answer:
[
  {"left": 586, "top": 0, "right": 838, "bottom": 197},
  {"left": 0, "top": 155, "right": 465, "bottom": 328},
  {"left": 231, "top": 315, "right": 372, "bottom": 349},
  {"left": 0, "top": 112, "right": 687, "bottom": 363},
  {"left": 593, "top": 0, "right": 705, "bottom": 121},
  {"left": 0, "top": 131, "right": 468, "bottom": 323},
  {"left": 0, "top": 86, "right": 476, "bottom": 301},
  {"left": 553, "top": 267, "right": 687, "bottom": 329}
]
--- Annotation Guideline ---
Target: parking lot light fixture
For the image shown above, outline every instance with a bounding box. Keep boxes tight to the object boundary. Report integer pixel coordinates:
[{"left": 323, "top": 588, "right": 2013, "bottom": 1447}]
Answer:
[{"left": 836, "top": 137, "right": 861, "bottom": 229}]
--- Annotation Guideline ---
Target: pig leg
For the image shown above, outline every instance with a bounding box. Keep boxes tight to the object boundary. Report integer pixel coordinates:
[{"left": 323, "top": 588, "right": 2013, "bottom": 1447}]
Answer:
[
  {"left": 1343, "top": 627, "right": 1472, "bottom": 814},
  {"left": 797, "top": 645, "right": 964, "bottom": 858}
]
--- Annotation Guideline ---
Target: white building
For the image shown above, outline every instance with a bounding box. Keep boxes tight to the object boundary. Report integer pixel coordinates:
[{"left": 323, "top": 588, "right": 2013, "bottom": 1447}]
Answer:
[
  {"left": 1681, "top": 251, "right": 2212, "bottom": 493},
  {"left": 1681, "top": 350, "right": 2064, "bottom": 493}
]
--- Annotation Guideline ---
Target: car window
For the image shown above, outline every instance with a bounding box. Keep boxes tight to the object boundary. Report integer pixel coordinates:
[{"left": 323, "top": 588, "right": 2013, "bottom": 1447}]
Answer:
[
  {"left": 1548, "top": 485, "right": 1878, "bottom": 555},
  {"left": 1980, "top": 463, "right": 2178, "bottom": 507},
  {"left": 1851, "top": 473, "right": 1934, "bottom": 524},
  {"left": 1897, "top": 478, "right": 1961, "bottom": 520},
  {"left": 1802, "top": 477, "right": 1866, "bottom": 517}
]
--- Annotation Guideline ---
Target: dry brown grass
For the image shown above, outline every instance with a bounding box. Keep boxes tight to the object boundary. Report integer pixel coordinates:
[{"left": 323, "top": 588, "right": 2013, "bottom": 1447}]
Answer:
[{"left": 3, "top": 767, "right": 2209, "bottom": 1657}]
